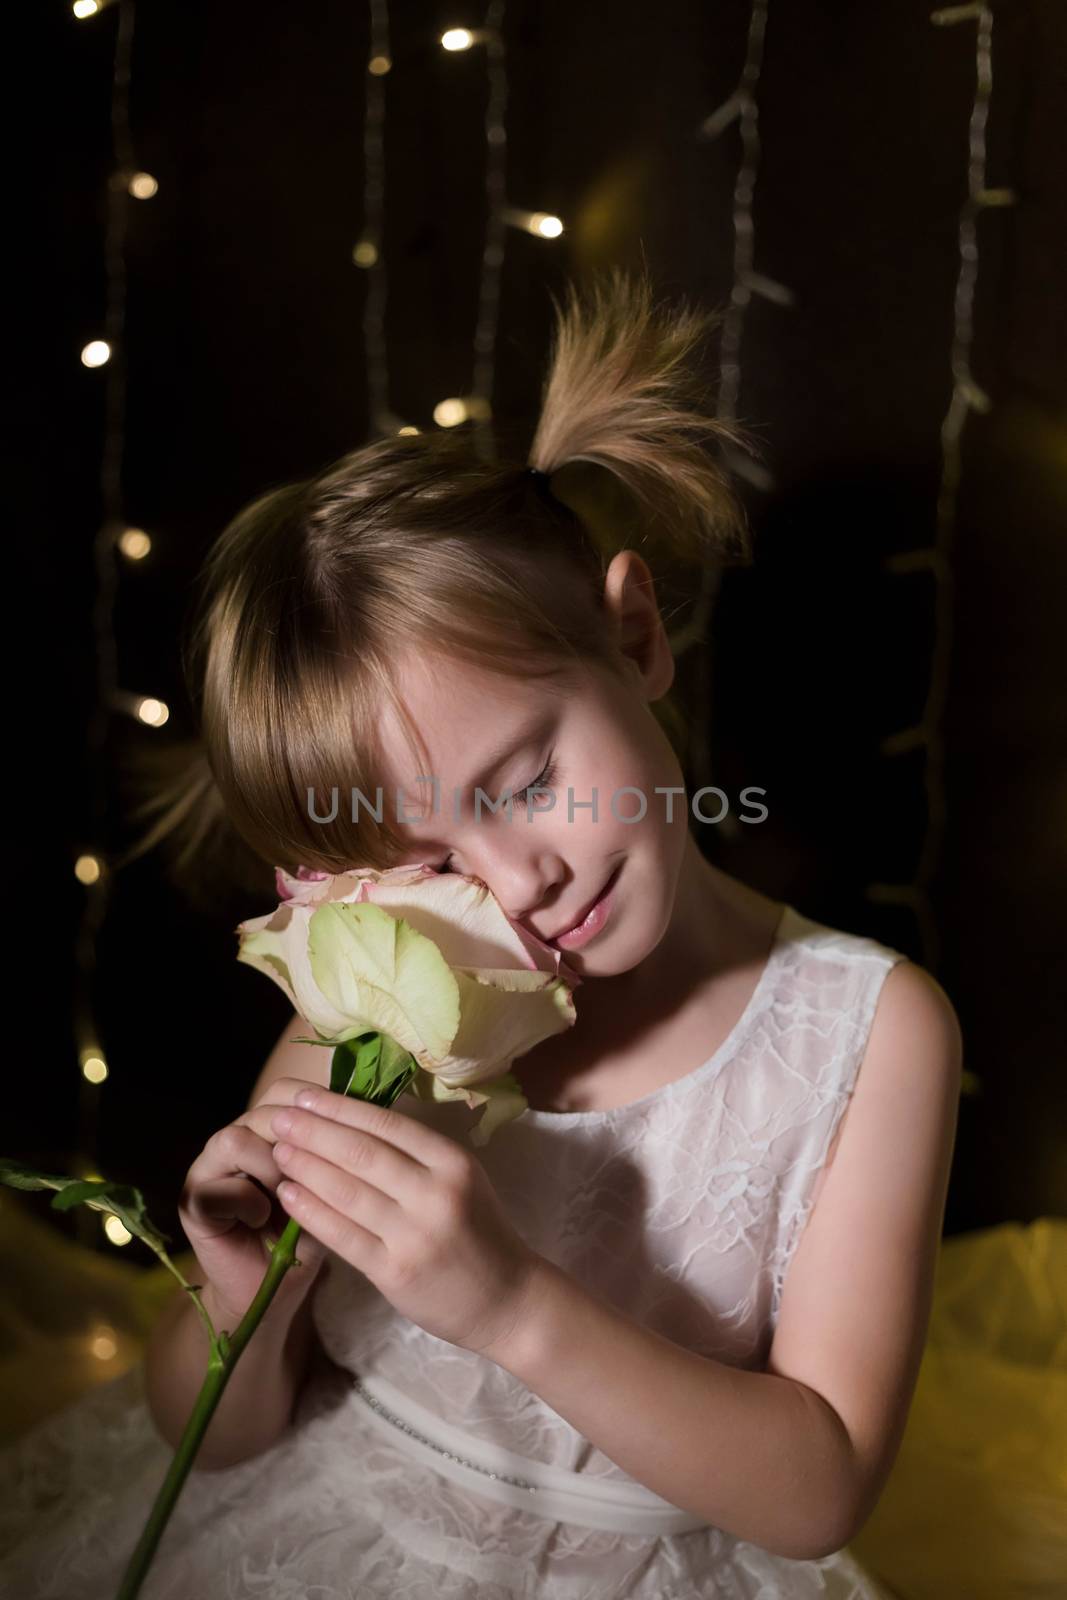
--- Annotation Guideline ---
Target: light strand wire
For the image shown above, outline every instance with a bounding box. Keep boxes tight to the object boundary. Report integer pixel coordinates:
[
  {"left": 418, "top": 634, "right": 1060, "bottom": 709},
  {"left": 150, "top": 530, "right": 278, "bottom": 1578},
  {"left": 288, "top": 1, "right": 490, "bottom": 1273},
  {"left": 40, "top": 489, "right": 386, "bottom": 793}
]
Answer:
[
  {"left": 865, "top": 3, "right": 1012, "bottom": 971},
  {"left": 669, "top": 0, "right": 784, "bottom": 816},
  {"left": 470, "top": 0, "right": 508, "bottom": 462},
  {"left": 362, "top": 0, "right": 392, "bottom": 434}
]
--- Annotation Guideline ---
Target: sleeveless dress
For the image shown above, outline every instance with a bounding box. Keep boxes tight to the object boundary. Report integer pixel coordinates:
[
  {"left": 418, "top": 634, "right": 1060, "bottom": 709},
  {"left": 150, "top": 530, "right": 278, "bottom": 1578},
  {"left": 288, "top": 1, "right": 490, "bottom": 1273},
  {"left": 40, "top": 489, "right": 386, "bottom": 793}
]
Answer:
[{"left": 0, "top": 903, "right": 909, "bottom": 1599}]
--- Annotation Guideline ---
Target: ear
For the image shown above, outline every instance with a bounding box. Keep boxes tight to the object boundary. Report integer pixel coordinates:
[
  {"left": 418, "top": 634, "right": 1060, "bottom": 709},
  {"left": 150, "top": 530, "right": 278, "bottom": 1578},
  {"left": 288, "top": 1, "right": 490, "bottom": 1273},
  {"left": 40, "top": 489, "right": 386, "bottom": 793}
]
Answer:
[{"left": 602, "top": 550, "right": 675, "bottom": 701}]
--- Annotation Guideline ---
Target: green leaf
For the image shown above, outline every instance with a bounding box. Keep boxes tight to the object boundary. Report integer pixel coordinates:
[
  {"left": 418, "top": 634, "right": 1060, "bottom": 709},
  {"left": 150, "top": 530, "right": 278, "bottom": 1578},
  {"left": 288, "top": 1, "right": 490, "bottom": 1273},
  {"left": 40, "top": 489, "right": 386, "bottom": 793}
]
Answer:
[
  {"left": 0, "top": 1158, "right": 172, "bottom": 1254},
  {"left": 0, "top": 1157, "right": 73, "bottom": 1193}
]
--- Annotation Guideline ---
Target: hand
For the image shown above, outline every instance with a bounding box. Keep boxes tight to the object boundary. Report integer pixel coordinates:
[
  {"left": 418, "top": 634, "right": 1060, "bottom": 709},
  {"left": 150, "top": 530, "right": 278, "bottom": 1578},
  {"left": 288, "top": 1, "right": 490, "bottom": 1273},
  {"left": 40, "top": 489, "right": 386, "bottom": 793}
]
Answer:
[
  {"left": 267, "top": 1084, "right": 543, "bottom": 1359},
  {"left": 179, "top": 1077, "right": 332, "bottom": 1328}
]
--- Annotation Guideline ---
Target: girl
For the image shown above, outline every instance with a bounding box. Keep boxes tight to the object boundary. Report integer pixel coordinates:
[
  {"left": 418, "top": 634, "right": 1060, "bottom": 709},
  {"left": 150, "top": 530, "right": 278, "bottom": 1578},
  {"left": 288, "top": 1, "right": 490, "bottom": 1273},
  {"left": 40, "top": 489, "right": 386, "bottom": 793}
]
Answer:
[{"left": 0, "top": 271, "right": 961, "bottom": 1598}]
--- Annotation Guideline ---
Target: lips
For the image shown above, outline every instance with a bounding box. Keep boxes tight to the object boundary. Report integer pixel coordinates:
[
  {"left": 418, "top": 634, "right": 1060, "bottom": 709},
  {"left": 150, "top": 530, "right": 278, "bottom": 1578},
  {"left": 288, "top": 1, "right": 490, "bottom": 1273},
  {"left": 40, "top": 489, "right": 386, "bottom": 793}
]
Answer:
[{"left": 543, "top": 864, "right": 620, "bottom": 945}]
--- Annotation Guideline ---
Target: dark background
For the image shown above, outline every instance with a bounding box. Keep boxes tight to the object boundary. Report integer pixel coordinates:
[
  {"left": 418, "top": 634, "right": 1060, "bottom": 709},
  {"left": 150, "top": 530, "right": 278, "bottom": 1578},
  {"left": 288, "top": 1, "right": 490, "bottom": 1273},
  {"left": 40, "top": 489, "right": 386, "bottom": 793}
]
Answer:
[{"left": 14, "top": 1, "right": 1065, "bottom": 1260}]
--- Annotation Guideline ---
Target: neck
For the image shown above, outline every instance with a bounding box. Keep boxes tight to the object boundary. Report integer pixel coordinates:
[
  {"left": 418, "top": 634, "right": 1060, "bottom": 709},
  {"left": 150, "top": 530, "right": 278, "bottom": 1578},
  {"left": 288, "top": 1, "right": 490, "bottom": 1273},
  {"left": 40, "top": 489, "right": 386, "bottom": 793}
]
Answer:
[{"left": 579, "top": 835, "right": 736, "bottom": 1024}]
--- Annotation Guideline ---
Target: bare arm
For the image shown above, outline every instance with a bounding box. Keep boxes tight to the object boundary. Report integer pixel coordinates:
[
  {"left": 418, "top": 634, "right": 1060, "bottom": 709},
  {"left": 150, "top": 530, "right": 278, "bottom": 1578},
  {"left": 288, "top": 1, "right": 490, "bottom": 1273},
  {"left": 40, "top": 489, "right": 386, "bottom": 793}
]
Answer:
[
  {"left": 488, "top": 961, "right": 962, "bottom": 1559},
  {"left": 144, "top": 1275, "right": 322, "bottom": 1471},
  {"left": 143, "top": 1011, "right": 334, "bottom": 1472}
]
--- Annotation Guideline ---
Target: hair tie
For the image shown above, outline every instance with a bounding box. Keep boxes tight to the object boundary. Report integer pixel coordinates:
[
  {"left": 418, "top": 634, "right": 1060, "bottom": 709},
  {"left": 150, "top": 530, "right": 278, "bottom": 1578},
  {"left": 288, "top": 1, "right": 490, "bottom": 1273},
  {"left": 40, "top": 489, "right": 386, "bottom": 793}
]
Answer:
[{"left": 524, "top": 463, "right": 567, "bottom": 516}]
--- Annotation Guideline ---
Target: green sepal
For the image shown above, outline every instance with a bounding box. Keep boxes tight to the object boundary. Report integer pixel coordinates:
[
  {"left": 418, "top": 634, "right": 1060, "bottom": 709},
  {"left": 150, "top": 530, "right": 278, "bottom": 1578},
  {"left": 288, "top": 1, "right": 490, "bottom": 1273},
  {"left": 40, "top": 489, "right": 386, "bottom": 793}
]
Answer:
[{"left": 329, "top": 1031, "right": 419, "bottom": 1108}]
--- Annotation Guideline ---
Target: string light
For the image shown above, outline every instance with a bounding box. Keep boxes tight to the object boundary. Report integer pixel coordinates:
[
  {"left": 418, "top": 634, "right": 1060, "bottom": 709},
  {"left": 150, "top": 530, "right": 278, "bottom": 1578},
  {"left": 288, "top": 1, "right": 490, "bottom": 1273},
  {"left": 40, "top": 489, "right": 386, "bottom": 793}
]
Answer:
[
  {"left": 127, "top": 171, "right": 158, "bottom": 199},
  {"left": 351, "top": 9, "right": 422, "bottom": 439},
  {"left": 437, "top": 3, "right": 563, "bottom": 460},
  {"left": 432, "top": 395, "right": 491, "bottom": 428},
  {"left": 668, "top": 0, "right": 784, "bottom": 821},
  {"left": 133, "top": 696, "right": 170, "bottom": 727},
  {"left": 89, "top": 1322, "right": 119, "bottom": 1360},
  {"left": 117, "top": 526, "right": 151, "bottom": 560},
  {"left": 103, "top": 1216, "right": 133, "bottom": 1247},
  {"left": 73, "top": 0, "right": 112, "bottom": 18},
  {"left": 354, "top": 0, "right": 401, "bottom": 436},
  {"left": 465, "top": 0, "right": 507, "bottom": 463},
  {"left": 864, "top": 3, "right": 1010, "bottom": 973},
  {"left": 74, "top": 854, "right": 104, "bottom": 886},
  {"left": 501, "top": 207, "right": 564, "bottom": 240},
  {"left": 71, "top": 0, "right": 159, "bottom": 1244},
  {"left": 80, "top": 1046, "right": 110, "bottom": 1084}
]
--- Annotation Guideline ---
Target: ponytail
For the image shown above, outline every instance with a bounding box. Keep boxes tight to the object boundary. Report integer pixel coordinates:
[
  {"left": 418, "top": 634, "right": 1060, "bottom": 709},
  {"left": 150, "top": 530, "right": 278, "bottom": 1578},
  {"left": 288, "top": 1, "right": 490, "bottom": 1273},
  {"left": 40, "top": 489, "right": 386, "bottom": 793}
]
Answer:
[{"left": 529, "top": 268, "right": 761, "bottom": 566}]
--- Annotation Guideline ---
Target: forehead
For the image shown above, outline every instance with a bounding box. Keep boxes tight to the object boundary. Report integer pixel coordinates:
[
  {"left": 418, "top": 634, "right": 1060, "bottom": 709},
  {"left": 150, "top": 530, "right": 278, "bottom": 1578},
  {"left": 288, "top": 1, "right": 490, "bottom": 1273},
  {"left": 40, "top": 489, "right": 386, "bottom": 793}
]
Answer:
[{"left": 375, "top": 648, "right": 560, "bottom": 786}]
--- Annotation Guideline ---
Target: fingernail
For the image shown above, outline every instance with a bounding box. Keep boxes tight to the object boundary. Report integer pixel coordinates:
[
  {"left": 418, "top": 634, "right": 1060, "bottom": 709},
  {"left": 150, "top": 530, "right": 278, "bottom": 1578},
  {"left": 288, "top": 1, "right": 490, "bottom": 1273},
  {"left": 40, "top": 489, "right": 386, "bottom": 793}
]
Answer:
[
  {"left": 295, "top": 1088, "right": 319, "bottom": 1109},
  {"left": 271, "top": 1110, "right": 293, "bottom": 1135},
  {"left": 274, "top": 1141, "right": 295, "bottom": 1162}
]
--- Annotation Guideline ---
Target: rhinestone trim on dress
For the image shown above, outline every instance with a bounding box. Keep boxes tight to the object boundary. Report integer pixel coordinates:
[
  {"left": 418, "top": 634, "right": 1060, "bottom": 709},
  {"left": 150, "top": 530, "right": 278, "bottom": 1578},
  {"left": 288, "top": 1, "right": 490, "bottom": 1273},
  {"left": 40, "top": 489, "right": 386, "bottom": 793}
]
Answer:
[{"left": 353, "top": 1377, "right": 539, "bottom": 1493}]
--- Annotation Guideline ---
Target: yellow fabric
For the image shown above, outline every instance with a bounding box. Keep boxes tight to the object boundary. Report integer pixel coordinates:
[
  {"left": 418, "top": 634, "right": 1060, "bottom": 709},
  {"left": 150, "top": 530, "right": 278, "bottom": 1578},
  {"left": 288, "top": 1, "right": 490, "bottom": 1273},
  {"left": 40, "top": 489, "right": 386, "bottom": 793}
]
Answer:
[
  {"left": 0, "top": 1190, "right": 197, "bottom": 1446},
  {"left": 1, "top": 1192, "right": 1064, "bottom": 1596},
  {"left": 849, "top": 1218, "right": 1067, "bottom": 1600}
]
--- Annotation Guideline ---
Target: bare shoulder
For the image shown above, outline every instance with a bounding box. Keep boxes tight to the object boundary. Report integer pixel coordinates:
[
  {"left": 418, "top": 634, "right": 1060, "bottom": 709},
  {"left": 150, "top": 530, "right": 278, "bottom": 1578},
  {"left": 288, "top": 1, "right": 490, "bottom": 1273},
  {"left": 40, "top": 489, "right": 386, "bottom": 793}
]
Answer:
[
  {"left": 867, "top": 957, "right": 963, "bottom": 1063},
  {"left": 810, "top": 959, "right": 961, "bottom": 1192},
  {"left": 766, "top": 958, "right": 963, "bottom": 1544}
]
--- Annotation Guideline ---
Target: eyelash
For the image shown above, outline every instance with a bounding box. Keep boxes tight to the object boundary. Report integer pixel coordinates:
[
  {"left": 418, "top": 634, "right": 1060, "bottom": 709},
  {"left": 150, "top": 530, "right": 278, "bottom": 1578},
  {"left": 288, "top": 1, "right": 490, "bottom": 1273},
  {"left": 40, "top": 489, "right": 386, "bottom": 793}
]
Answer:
[{"left": 436, "top": 757, "right": 559, "bottom": 874}]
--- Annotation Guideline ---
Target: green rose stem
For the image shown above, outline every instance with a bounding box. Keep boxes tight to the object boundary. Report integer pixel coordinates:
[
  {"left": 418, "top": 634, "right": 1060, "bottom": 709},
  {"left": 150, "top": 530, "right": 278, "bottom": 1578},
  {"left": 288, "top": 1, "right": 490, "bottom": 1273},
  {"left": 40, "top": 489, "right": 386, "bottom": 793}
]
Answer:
[
  {"left": 115, "top": 1214, "right": 309, "bottom": 1600},
  {"left": 115, "top": 1031, "right": 415, "bottom": 1600}
]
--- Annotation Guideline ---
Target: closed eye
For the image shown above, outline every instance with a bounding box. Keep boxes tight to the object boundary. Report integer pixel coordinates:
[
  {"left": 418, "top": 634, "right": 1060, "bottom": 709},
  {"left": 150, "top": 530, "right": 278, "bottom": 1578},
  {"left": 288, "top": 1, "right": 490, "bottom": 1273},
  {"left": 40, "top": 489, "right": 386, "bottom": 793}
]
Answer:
[
  {"left": 435, "top": 757, "right": 559, "bottom": 873},
  {"left": 511, "top": 756, "right": 558, "bottom": 806}
]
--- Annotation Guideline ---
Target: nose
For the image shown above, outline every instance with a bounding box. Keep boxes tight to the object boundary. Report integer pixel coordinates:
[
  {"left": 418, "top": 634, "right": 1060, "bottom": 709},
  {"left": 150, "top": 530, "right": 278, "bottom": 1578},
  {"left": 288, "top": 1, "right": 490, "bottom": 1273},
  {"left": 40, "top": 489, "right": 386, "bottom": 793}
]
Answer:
[{"left": 454, "top": 835, "right": 566, "bottom": 926}]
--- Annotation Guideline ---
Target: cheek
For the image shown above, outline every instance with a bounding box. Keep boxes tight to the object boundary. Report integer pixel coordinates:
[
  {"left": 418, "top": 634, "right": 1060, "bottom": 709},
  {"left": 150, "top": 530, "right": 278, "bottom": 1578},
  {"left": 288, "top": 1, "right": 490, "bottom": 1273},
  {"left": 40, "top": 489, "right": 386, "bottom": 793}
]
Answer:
[{"left": 601, "top": 756, "right": 682, "bottom": 841}]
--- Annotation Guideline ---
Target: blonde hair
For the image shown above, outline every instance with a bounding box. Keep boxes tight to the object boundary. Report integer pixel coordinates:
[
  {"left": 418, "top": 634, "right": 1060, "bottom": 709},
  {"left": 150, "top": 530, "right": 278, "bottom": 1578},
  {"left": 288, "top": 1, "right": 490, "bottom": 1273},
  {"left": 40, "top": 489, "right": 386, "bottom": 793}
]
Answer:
[{"left": 123, "top": 269, "right": 762, "bottom": 899}]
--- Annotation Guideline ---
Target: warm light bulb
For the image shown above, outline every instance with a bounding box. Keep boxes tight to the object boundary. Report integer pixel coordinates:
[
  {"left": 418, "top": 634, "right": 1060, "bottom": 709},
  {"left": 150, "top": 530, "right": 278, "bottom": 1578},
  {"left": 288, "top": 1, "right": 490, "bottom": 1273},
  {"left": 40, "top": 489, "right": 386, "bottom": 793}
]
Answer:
[
  {"left": 503, "top": 207, "right": 565, "bottom": 241},
  {"left": 90, "top": 1326, "right": 118, "bottom": 1361},
  {"left": 104, "top": 1216, "right": 132, "bottom": 1247},
  {"left": 81, "top": 340, "right": 111, "bottom": 368},
  {"left": 73, "top": 1, "right": 99, "bottom": 17},
  {"left": 135, "top": 697, "right": 170, "bottom": 727},
  {"left": 368, "top": 54, "right": 391, "bottom": 75},
  {"left": 433, "top": 397, "right": 469, "bottom": 428},
  {"left": 441, "top": 28, "right": 474, "bottom": 51},
  {"left": 128, "top": 171, "right": 158, "bottom": 199},
  {"left": 75, "top": 854, "right": 102, "bottom": 885},
  {"left": 81, "top": 1053, "right": 109, "bottom": 1084},
  {"left": 397, "top": 425, "right": 420, "bottom": 436},
  {"left": 352, "top": 240, "right": 378, "bottom": 268},
  {"left": 118, "top": 527, "right": 151, "bottom": 560}
]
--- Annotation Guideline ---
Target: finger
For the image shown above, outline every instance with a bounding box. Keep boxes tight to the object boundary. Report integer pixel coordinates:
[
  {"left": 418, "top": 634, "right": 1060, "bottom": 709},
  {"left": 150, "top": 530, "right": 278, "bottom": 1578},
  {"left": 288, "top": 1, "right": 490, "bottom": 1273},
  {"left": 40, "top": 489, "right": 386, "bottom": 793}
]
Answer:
[
  {"left": 184, "top": 1174, "right": 273, "bottom": 1234},
  {"left": 248, "top": 1076, "right": 343, "bottom": 1114},
  {"left": 272, "top": 1145, "right": 398, "bottom": 1240},
  {"left": 193, "top": 1123, "right": 282, "bottom": 1194},
  {"left": 182, "top": 1126, "right": 284, "bottom": 1235},
  {"left": 276, "top": 1175, "right": 384, "bottom": 1277},
  {"left": 263, "top": 1105, "right": 430, "bottom": 1207},
  {"left": 273, "top": 1083, "right": 462, "bottom": 1176}
]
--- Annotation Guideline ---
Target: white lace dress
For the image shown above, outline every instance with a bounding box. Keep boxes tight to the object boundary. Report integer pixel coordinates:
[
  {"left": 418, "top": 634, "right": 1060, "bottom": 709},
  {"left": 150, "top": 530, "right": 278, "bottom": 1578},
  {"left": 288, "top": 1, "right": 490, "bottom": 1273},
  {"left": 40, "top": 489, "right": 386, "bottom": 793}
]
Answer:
[{"left": 0, "top": 904, "right": 908, "bottom": 1599}]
